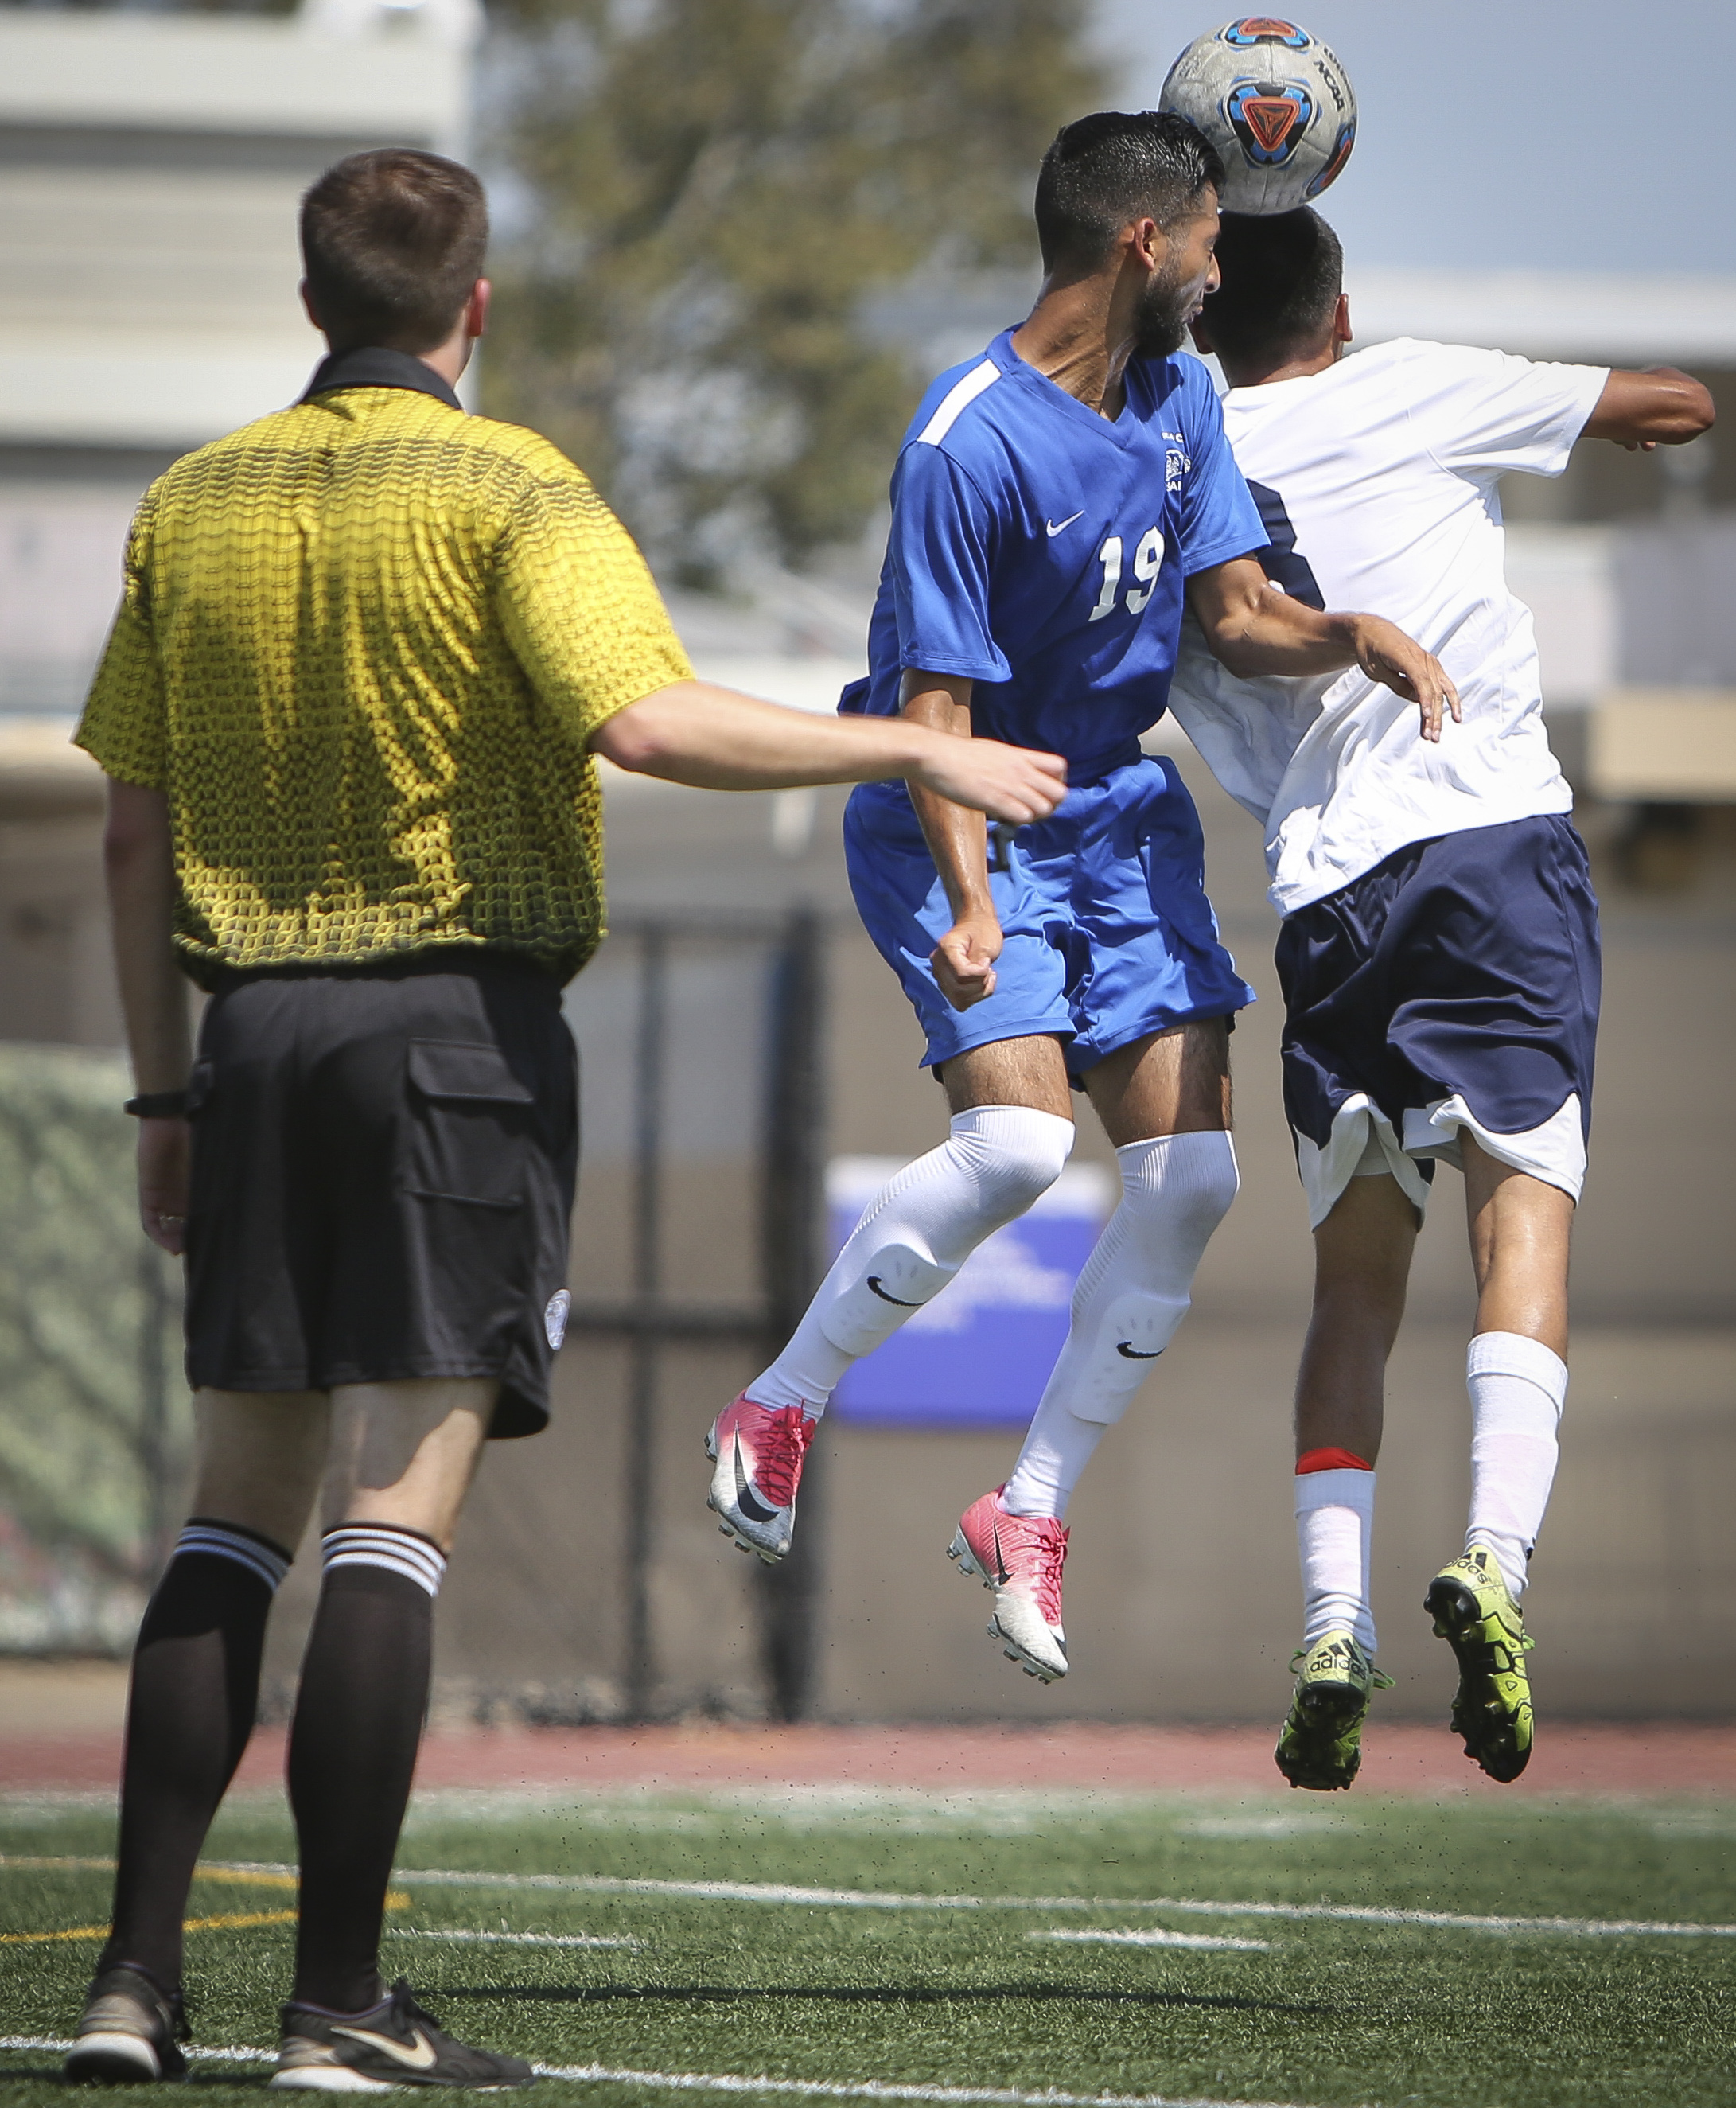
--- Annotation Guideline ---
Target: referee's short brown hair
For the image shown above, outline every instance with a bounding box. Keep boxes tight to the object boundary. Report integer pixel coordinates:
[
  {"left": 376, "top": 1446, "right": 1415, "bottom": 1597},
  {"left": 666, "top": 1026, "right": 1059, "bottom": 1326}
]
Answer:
[{"left": 301, "top": 148, "right": 488, "bottom": 353}]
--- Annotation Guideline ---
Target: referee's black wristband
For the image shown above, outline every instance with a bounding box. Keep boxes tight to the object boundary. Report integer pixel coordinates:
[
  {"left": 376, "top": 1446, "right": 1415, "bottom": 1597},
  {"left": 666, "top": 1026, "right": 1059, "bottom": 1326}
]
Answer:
[{"left": 124, "top": 1090, "right": 189, "bottom": 1119}]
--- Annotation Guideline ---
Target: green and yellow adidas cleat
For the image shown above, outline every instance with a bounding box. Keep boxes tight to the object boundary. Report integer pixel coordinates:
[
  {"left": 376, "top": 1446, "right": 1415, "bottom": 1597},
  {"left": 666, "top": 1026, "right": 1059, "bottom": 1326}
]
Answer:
[
  {"left": 1274, "top": 1629, "right": 1391, "bottom": 1792},
  {"left": 1425, "top": 1548, "right": 1536, "bottom": 1783}
]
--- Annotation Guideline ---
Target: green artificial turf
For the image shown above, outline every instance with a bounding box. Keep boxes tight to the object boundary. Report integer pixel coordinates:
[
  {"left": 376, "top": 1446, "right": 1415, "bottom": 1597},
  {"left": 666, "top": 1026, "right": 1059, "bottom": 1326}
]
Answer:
[{"left": 5, "top": 1786, "right": 1736, "bottom": 2107}]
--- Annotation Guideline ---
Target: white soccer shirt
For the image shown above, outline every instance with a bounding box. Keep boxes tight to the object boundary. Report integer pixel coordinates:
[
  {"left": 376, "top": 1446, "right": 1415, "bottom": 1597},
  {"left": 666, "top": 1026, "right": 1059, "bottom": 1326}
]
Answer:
[{"left": 1165, "top": 337, "right": 1609, "bottom": 915}]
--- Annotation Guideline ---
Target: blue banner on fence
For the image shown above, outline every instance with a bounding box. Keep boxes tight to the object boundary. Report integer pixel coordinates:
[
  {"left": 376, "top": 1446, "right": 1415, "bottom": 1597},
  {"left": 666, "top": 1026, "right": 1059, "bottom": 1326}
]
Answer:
[{"left": 826, "top": 1155, "right": 1115, "bottom": 1430}]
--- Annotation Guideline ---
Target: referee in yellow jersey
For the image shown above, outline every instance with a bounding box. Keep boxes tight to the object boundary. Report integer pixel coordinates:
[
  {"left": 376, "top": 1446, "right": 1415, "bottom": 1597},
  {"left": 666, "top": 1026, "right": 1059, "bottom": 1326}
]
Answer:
[{"left": 65, "top": 148, "right": 1064, "bottom": 2090}]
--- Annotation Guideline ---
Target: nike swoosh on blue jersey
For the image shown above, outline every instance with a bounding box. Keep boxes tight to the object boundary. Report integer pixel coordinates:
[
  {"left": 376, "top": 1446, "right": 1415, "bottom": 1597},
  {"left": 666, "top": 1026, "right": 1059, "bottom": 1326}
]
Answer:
[{"left": 1045, "top": 511, "right": 1084, "bottom": 536}]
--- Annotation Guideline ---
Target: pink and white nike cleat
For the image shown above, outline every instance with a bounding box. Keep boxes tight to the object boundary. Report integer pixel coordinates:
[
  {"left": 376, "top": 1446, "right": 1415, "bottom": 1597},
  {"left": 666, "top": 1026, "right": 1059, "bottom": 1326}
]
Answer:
[
  {"left": 706, "top": 1394, "right": 817, "bottom": 1563},
  {"left": 947, "top": 1487, "right": 1069, "bottom": 1682}
]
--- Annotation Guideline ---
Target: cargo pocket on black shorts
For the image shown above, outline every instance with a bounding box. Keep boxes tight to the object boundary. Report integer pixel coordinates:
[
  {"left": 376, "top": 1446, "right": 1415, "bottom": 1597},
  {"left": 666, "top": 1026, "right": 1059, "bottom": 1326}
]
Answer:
[{"left": 402, "top": 1038, "right": 538, "bottom": 1368}]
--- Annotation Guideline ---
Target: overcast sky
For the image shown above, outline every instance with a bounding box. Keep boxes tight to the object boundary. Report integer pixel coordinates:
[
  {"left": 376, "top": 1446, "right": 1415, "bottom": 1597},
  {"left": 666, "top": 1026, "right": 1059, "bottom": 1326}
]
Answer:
[{"left": 1091, "top": 1, "right": 1732, "bottom": 276}]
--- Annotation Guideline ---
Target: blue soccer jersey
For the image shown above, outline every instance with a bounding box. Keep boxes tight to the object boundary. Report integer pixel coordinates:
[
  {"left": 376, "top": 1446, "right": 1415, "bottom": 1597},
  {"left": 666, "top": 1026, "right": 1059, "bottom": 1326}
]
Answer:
[
  {"left": 840, "top": 329, "right": 1264, "bottom": 1075},
  {"left": 842, "top": 329, "right": 1267, "bottom": 780}
]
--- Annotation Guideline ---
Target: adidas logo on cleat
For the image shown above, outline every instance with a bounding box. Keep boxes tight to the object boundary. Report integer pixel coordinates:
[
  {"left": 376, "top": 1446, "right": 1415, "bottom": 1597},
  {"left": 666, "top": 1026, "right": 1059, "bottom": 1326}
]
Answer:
[
  {"left": 1425, "top": 1555, "right": 1536, "bottom": 1784},
  {"left": 1274, "top": 1628, "right": 1389, "bottom": 1793}
]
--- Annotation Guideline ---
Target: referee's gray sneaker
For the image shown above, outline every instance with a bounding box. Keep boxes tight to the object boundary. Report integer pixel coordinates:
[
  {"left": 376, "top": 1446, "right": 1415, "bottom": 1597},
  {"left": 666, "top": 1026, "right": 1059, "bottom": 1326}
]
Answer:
[
  {"left": 270, "top": 1978, "right": 535, "bottom": 2090},
  {"left": 64, "top": 1962, "right": 189, "bottom": 2083}
]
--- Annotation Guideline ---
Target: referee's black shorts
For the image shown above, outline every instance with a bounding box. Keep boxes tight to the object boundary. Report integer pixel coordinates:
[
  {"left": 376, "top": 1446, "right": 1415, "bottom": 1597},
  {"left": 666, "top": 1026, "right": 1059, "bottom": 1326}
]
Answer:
[{"left": 183, "top": 951, "right": 578, "bottom": 1438}]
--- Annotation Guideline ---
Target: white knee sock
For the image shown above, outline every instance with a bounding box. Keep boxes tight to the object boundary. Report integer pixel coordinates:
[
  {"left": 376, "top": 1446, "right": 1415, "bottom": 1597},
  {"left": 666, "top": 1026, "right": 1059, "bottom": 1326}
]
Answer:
[
  {"left": 743, "top": 1106, "right": 1075, "bottom": 1416},
  {"left": 1465, "top": 1330, "right": 1567, "bottom": 1601},
  {"left": 1001, "top": 1130, "right": 1240, "bottom": 1518},
  {"left": 1296, "top": 1459, "right": 1376, "bottom": 1655}
]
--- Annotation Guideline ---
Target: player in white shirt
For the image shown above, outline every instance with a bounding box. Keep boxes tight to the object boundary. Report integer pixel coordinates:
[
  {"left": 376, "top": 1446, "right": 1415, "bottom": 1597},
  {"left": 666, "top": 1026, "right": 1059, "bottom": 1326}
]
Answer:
[{"left": 1169, "top": 208, "right": 1713, "bottom": 1789}]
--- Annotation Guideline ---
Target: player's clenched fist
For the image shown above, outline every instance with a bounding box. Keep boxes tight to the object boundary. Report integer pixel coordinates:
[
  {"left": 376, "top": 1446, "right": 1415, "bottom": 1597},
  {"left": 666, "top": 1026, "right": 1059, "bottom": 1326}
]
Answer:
[{"left": 930, "top": 906, "right": 1003, "bottom": 1012}]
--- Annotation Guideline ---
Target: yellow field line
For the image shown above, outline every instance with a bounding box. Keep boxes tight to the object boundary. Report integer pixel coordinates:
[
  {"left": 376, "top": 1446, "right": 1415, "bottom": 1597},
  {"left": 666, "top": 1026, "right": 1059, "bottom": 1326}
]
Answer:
[
  {"left": 0, "top": 1877, "right": 407, "bottom": 1946},
  {"left": 185, "top": 1911, "right": 300, "bottom": 1933},
  {"left": 0, "top": 1909, "right": 296, "bottom": 1945},
  {"left": 0, "top": 1857, "right": 115, "bottom": 1875},
  {"left": 192, "top": 1867, "right": 298, "bottom": 1892},
  {"left": 0, "top": 1857, "right": 295, "bottom": 1890}
]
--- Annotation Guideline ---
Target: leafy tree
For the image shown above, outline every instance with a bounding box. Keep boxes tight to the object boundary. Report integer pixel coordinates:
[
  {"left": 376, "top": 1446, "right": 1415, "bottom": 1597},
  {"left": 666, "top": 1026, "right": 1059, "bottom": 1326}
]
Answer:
[{"left": 481, "top": 0, "right": 1103, "bottom": 582}]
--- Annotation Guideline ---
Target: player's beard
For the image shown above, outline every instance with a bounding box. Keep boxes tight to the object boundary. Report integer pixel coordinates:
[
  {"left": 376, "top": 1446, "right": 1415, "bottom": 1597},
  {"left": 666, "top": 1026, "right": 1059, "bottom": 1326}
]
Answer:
[{"left": 1131, "top": 254, "right": 1201, "bottom": 358}]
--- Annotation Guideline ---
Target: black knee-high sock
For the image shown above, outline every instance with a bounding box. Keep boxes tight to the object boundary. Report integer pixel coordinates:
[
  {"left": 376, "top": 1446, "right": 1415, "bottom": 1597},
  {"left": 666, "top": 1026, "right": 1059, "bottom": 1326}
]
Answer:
[
  {"left": 287, "top": 1525, "right": 446, "bottom": 2014},
  {"left": 102, "top": 1521, "right": 293, "bottom": 1989}
]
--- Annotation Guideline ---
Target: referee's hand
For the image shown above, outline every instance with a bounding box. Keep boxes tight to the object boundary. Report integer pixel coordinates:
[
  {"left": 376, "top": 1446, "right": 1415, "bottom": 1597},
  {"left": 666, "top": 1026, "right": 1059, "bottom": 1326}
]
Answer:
[
  {"left": 136, "top": 1116, "right": 191, "bottom": 1256},
  {"left": 909, "top": 734, "right": 1067, "bottom": 825}
]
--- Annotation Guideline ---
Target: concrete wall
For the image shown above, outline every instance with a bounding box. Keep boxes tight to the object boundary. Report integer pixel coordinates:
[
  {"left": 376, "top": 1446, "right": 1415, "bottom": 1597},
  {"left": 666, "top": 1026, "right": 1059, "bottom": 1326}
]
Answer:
[
  {"left": 0, "top": 0, "right": 477, "bottom": 454},
  {"left": 4, "top": 739, "right": 1731, "bottom": 1720},
  {"left": 341, "top": 759, "right": 1736, "bottom": 1721},
  {"left": 0, "top": 0, "right": 479, "bottom": 715}
]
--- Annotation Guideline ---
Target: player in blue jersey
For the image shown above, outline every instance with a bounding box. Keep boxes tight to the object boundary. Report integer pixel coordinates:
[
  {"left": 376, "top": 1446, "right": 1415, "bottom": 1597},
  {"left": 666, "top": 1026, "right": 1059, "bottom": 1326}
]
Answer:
[{"left": 703, "top": 112, "right": 1454, "bottom": 1683}]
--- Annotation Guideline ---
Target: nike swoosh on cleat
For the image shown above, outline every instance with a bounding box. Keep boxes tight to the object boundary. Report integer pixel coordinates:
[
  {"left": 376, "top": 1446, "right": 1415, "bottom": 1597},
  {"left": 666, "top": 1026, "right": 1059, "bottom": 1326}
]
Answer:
[
  {"left": 990, "top": 1522, "right": 1012, "bottom": 1588},
  {"left": 732, "top": 1436, "right": 780, "bottom": 1525},
  {"left": 330, "top": 2028, "right": 438, "bottom": 2071},
  {"left": 1116, "top": 1341, "right": 1162, "bottom": 1359},
  {"left": 1045, "top": 511, "right": 1084, "bottom": 536},
  {"left": 866, "top": 1275, "right": 921, "bottom": 1307}
]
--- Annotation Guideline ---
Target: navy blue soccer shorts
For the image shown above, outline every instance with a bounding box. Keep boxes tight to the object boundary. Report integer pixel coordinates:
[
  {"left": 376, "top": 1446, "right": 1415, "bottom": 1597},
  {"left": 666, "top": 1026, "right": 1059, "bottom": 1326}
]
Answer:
[
  {"left": 1275, "top": 812, "right": 1601, "bottom": 1227},
  {"left": 843, "top": 754, "right": 1255, "bottom": 1078}
]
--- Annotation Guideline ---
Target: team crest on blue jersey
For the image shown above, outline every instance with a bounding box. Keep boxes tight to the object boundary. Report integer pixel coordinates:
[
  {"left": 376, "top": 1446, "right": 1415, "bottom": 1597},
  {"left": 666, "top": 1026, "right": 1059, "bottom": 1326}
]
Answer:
[
  {"left": 1221, "top": 17, "right": 1311, "bottom": 48},
  {"left": 1165, "top": 441, "right": 1192, "bottom": 494},
  {"left": 1224, "top": 78, "right": 1313, "bottom": 164}
]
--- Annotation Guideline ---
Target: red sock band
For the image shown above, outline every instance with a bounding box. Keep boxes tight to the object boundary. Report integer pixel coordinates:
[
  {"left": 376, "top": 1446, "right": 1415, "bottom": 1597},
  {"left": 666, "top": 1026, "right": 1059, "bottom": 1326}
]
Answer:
[{"left": 1296, "top": 1446, "right": 1373, "bottom": 1475}]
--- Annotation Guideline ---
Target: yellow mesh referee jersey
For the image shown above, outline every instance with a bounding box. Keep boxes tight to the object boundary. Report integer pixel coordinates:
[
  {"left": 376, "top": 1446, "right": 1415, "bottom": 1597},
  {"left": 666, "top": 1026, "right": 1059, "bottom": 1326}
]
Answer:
[{"left": 76, "top": 350, "right": 692, "bottom": 988}]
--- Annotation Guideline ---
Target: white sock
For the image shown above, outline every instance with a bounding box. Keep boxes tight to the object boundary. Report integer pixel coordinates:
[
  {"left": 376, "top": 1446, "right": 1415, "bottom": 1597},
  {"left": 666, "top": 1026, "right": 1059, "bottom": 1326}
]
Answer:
[
  {"left": 1001, "top": 1131, "right": 1239, "bottom": 1518},
  {"left": 1296, "top": 1463, "right": 1376, "bottom": 1655},
  {"left": 743, "top": 1106, "right": 1075, "bottom": 1416},
  {"left": 1465, "top": 1330, "right": 1567, "bottom": 1601}
]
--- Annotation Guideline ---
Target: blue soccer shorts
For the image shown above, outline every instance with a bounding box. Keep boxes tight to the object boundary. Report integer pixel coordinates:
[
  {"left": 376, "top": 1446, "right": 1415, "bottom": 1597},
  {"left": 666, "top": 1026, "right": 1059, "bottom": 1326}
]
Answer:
[
  {"left": 1275, "top": 812, "right": 1601, "bottom": 1226},
  {"left": 843, "top": 754, "right": 1255, "bottom": 1079}
]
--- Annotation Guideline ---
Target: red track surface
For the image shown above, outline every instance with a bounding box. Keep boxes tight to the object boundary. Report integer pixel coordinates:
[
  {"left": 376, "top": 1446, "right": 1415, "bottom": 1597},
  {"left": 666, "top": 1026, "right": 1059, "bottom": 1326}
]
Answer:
[{"left": 3, "top": 1720, "right": 1733, "bottom": 1800}]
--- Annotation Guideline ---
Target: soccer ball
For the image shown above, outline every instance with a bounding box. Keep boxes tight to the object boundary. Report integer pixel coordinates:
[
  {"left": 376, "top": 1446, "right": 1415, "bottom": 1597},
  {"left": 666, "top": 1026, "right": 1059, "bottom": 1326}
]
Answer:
[{"left": 1158, "top": 18, "right": 1356, "bottom": 216}]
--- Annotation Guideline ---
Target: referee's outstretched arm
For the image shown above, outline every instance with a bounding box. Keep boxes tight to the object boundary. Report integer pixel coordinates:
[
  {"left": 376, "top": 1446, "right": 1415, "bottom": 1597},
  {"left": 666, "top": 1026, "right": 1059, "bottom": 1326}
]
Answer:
[{"left": 590, "top": 675, "right": 1065, "bottom": 824}]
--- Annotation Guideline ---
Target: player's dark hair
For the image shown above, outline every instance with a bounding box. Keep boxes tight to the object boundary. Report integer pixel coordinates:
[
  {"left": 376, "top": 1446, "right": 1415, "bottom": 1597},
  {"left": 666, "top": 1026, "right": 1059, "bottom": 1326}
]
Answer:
[
  {"left": 1034, "top": 111, "right": 1226, "bottom": 276},
  {"left": 301, "top": 149, "right": 488, "bottom": 353},
  {"left": 1201, "top": 208, "right": 1343, "bottom": 366}
]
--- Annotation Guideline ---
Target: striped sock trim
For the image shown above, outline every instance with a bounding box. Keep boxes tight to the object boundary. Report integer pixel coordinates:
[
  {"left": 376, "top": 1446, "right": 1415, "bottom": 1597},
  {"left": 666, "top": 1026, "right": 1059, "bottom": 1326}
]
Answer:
[
  {"left": 321, "top": 1525, "right": 446, "bottom": 1599},
  {"left": 1295, "top": 1447, "right": 1374, "bottom": 1475},
  {"left": 174, "top": 1519, "right": 293, "bottom": 1594}
]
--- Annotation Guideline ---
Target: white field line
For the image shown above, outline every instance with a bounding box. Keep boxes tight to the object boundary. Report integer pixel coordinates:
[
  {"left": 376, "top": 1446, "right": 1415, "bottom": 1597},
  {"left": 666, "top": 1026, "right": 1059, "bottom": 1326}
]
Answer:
[
  {"left": 325, "top": 1864, "right": 1736, "bottom": 1939},
  {"left": 0, "top": 2040, "right": 276, "bottom": 2063},
  {"left": 14, "top": 1855, "right": 1736, "bottom": 1940},
  {"left": 390, "top": 1928, "right": 641, "bottom": 1949},
  {"left": 530, "top": 2064, "right": 1307, "bottom": 2108},
  {"left": 1031, "top": 1930, "right": 1271, "bottom": 1954},
  {"left": 0, "top": 2040, "right": 1309, "bottom": 2108}
]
